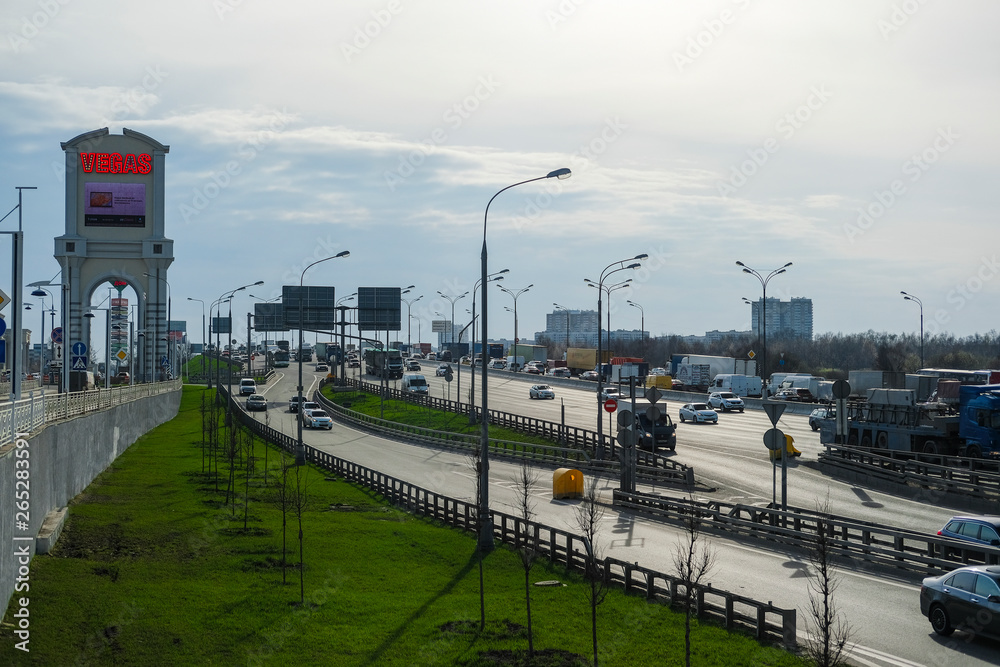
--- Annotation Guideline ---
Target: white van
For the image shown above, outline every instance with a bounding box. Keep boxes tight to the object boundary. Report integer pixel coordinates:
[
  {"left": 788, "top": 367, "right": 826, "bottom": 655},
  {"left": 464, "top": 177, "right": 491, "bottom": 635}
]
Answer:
[
  {"left": 401, "top": 374, "right": 428, "bottom": 395},
  {"left": 239, "top": 378, "right": 257, "bottom": 396}
]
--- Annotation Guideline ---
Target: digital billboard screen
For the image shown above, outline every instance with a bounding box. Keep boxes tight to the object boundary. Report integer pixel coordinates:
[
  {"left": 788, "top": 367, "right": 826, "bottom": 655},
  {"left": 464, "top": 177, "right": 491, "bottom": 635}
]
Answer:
[{"left": 84, "top": 182, "right": 146, "bottom": 227}]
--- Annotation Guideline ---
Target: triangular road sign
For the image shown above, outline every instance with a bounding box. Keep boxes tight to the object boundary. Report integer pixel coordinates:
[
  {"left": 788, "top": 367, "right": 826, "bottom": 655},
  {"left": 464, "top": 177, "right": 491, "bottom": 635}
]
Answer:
[{"left": 762, "top": 400, "right": 786, "bottom": 427}]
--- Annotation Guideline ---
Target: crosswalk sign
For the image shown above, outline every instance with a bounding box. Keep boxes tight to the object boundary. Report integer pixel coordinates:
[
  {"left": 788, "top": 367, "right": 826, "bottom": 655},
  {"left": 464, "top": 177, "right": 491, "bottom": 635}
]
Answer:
[{"left": 72, "top": 356, "right": 88, "bottom": 370}]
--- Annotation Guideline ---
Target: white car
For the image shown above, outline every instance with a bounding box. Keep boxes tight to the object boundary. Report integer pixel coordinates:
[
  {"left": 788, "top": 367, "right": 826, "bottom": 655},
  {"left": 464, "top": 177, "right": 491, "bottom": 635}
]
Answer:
[
  {"left": 435, "top": 363, "right": 450, "bottom": 377},
  {"left": 489, "top": 359, "right": 507, "bottom": 370},
  {"left": 679, "top": 402, "right": 719, "bottom": 424},
  {"left": 304, "top": 409, "right": 333, "bottom": 429},
  {"left": 707, "top": 392, "right": 745, "bottom": 412},
  {"left": 598, "top": 387, "right": 621, "bottom": 401},
  {"left": 529, "top": 384, "right": 555, "bottom": 400},
  {"left": 649, "top": 367, "right": 668, "bottom": 376}
]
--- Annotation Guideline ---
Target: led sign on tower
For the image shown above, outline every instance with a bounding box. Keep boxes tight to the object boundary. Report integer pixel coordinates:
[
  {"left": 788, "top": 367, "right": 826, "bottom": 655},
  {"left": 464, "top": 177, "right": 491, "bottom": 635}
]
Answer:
[{"left": 79, "top": 152, "right": 152, "bottom": 174}]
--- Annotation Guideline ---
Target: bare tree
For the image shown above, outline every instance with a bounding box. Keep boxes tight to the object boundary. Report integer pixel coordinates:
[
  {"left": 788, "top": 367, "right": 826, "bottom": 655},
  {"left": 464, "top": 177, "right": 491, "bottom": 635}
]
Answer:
[
  {"left": 805, "top": 503, "right": 853, "bottom": 667},
  {"left": 575, "top": 477, "right": 608, "bottom": 667},
  {"left": 671, "top": 498, "right": 717, "bottom": 667},
  {"left": 511, "top": 462, "right": 541, "bottom": 657},
  {"left": 270, "top": 452, "right": 293, "bottom": 585},
  {"left": 466, "top": 448, "right": 487, "bottom": 630},
  {"left": 291, "top": 462, "right": 309, "bottom": 605}
]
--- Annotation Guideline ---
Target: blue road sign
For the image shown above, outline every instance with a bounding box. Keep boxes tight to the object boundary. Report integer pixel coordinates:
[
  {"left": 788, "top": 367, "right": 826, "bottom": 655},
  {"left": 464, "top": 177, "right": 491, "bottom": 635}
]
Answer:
[
  {"left": 51, "top": 326, "right": 63, "bottom": 343},
  {"left": 0, "top": 341, "right": 5, "bottom": 364},
  {"left": 72, "top": 341, "right": 88, "bottom": 356},
  {"left": 71, "top": 356, "right": 88, "bottom": 370},
  {"left": 0, "top": 318, "right": 6, "bottom": 337}
]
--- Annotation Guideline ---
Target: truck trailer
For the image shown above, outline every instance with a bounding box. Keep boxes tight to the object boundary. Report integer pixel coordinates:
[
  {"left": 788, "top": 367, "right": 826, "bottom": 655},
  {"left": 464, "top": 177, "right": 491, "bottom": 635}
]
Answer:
[
  {"left": 566, "top": 348, "right": 612, "bottom": 375},
  {"left": 819, "top": 385, "right": 1000, "bottom": 458},
  {"left": 363, "top": 348, "right": 404, "bottom": 380}
]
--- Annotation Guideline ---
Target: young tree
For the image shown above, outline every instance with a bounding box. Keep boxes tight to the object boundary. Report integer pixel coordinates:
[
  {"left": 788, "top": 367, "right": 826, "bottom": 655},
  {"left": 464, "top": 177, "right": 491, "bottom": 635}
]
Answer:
[
  {"left": 270, "top": 452, "right": 293, "bottom": 585},
  {"left": 575, "top": 477, "right": 608, "bottom": 666},
  {"left": 291, "top": 461, "right": 309, "bottom": 605},
  {"left": 466, "top": 448, "right": 487, "bottom": 630},
  {"left": 805, "top": 504, "right": 853, "bottom": 667},
  {"left": 671, "top": 499, "right": 717, "bottom": 667},
  {"left": 512, "top": 462, "right": 541, "bottom": 656}
]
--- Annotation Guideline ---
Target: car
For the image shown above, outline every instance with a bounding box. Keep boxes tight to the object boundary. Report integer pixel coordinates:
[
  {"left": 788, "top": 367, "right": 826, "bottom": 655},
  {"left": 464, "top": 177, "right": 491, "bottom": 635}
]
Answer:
[
  {"left": 598, "top": 387, "right": 621, "bottom": 401},
  {"left": 435, "top": 363, "right": 450, "bottom": 377},
  {"left": 473, "top": 357, "right": 484, "bottom": 367},
  {"left": 348, "top": 358, "right": 361, "bottom": 368},
  {"left": 239, "top": 378, "right": 257, "bottom": 396},
  {"left": 245, "top": 394, "right": 267, "bottom": 411},
  {"left": 549, "top": 367, "right": 571, "bottom": 378},
  {"left": 937, "top": 516, "right": 1000, "bottom": 548},
  {"left": 304, "top": 409, "right": 333, "bottom": 430},
  {"left": 920, "top": 564, "right": 1000, "bottom": 638},
  {"left": 679, "top": 403, "right": 719, "bottom": 424},
  {"left": 111, "top": 372, "right": 130, "bottom": 385},
  {"left": 405, "top": 360, "right": 421, "bottom": 371},
  {"left": 426, "top": 353, "right": 437, "bottom": 361},
  {"left": 648, "top": 367, "right": 668, "bottom": 376},
  {"left": 301, "top": 401, "right": 320, "bottom": 415},
  {"left": 580, "top": 370, "right": 599, "bottom": 381},
  {"left": 489, "top": 359, "right": 507, "bottom": 370},
  {"left": 808, "top": 406, "right": 835, "bottom": 431},
  {"left": 316, "top": 363, "right": 330, "bottom": 372},
  {"left": 707, "top": 392, "right": 744, "bottom": 412},
  {"left": 288, "top": 396, "right": 301, "bottom": 412},
  {"left": 529, "top": 384, "right": 555, "bottom": 400},
  {"left": 524, "top": 365, "right": 543, "bottom": 375},
  {"left": 772, "top": 389, "right": 800, "bottom": 401}
]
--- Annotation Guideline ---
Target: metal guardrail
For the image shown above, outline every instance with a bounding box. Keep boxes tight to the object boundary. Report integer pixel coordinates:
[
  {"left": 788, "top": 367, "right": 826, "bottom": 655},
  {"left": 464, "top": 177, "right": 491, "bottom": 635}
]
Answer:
[
  {"left": 0, "top": 381, "right": 183, "bottom": 448},
  {"left": 337, "top": 377, "right": 694, "bottom": 486},
  {"left": 819, "top": 445, "right": 1000, "bottom": 500},
  {"left": 614, "top": 490, "right": 1000, "bottom": 575},
  {"left": 219, "top": 387, "right": 795, "bottom": 648}
]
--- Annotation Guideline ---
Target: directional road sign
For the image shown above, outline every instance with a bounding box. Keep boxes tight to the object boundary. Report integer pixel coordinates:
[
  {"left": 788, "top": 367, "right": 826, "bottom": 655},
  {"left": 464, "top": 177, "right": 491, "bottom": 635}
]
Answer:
[
  {"left": 71, "top": 356, "right": 88, "bottom": 371},
  {"left": 71, "top": 341, "right": 88, "bottom": 356}
]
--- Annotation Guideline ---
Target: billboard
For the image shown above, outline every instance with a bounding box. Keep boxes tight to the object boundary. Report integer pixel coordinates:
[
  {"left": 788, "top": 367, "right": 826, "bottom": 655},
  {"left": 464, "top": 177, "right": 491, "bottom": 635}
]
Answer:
[
  {"left": 357, "top": 287, "right": 401, "bottom": 332},
  {"left": 211, "top": 316, "right": 232, "bottom": 335},
  {"left": 254, "top": 303, "right": 288, "bottom": 332},
  {"left": 84, "top": 182, "right": 146, "bottom": 227},
  {"left": 282, "top": 286, "right": 338, "bottom": 329}
]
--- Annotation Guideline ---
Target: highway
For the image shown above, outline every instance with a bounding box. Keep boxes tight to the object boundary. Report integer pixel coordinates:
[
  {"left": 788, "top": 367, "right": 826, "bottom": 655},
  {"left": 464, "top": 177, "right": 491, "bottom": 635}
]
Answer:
[{"left": 244, "top": 362, "right": 999, "bottom": 666}]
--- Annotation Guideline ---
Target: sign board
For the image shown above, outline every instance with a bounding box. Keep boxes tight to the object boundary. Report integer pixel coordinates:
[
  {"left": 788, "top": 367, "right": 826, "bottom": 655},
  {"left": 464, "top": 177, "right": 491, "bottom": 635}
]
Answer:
[
  {"left": 617, "top": 409, "right": 633, "bottom": 427},
  {"left": 357, "top": 287, "right": 402, "bottom": 332},
  {"left": 116, "top": 349, "right": 128, "bottom": 361},
  {"left": 604, "top": 398, "right": 618, "bottom": 413},
  {"left": 748, "top": 350, "right": 756, "bottom": 359},
  {"left": 0, "top": 341, "right": 4, "bottom": 364},
  {"left": 617, "top": 429, "right": 638, "bottom": 448},
  {"left": 832, "top": 379, "right": 851, "bottom": 400},
  {"left": 431, "top": 319, "right": 451, "bottom": 333},
  {"left": 71, "top": 355, "right": 88, "bottom": 370},
  {"left": 0, "top": 286, "right": 9, "bottom": 311},
  {"left": 283, "top": 285, "right": 338, "bottom": 329},
  {"left": 51, "top": 326, "right": 63, "bottom": 344},
  {"left": 71, "top": 341, "right": 88, "bottom": 356},
  {"left": 211, "top": 316, "right": 232, "bottom": 335},
  {"left": 761, "top": 400, "right": 786, "bottom": 427},
  {"left": 54, "top": 343, "right": 62, "bottom": 360},
  {"left": 254, "top": 303, "right": 287, "bottom": 332},
  {"left": 763, "top": 428, "right": 785, "bottom": 451},
  {"left": 644, "top": 386, "right": 662, "bottom": 404},
  {"left": 645, "top": 404, "right": 661, "bottom": 422},
  {"left": 0, "top": 317, "right": 6, "bottom": 337}
]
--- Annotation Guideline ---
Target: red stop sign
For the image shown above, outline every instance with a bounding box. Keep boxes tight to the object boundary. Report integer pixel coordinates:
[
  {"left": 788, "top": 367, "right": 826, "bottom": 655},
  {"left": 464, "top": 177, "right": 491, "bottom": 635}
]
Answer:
[{"left": 604, "top": 398, "right": 618, "bottom": 413}]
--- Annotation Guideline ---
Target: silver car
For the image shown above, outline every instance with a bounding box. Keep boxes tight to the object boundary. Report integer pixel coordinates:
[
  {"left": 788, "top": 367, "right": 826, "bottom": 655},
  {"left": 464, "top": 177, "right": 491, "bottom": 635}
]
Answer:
[
  {"left": 707, "top": 392, "right": 744, "bottom": 413},
  {"left": 529, "top": 384, "right": 555, "bottom": 400},
  {"left": 679, "top": 403, "right": 719, "bottom": 424}
]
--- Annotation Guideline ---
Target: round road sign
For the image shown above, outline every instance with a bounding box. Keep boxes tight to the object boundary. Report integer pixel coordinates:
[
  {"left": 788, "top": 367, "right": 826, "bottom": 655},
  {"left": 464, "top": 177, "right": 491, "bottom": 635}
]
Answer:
[
  {"left": 645, "top": 404, "right": 661, "bottom": 422},
  {"left": 617, "top": 409, "right": 634, "bottom": 427},
  {"left": 604, "top": 398, "right": 618, "bottom": 413},
  {"left": 764, "top": 428, "right": 786, "bottom": 451}
]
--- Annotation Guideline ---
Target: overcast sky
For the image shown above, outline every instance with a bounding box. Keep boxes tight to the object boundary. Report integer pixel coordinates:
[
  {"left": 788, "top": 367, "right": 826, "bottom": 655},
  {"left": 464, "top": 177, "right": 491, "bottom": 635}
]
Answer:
[{"left": 1, "top": 1, "right": 998, "bottom": 349}]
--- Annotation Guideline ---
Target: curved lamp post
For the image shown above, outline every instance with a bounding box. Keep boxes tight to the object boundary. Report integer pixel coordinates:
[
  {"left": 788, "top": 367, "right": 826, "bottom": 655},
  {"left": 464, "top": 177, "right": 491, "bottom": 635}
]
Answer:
[
  {"left": 498, "top": 284, "right": 532, "bottom": 370},
  {"left": 437, "top": 290, "right": 468, "bottom": 349},
  {"left": 469, "top": 270, "right": 507, "bottom": 419},
  {"left": 900, "top": 291, "right": 924, "bottom": 368},
  {"left": 553, "top": 303, "right": 571, "bottom": 352},
  {"left": 402, "top": 294, "right": 422, "bottom": 350},
  {"left": 627, "top": 300, "right": 644, "bottom": 359},
  {"left": 736, "top": 261, "right": 792, "bottom": 383},
  {"left": 479, "top": 167, "right": 571, "bottom": 550},
  {"left": 296, "top": 251, "right": 350, "bottom": 466}
]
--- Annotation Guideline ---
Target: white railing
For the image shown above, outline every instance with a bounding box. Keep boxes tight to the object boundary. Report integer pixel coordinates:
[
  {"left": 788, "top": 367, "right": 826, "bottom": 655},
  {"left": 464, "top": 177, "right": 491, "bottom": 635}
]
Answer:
[{"left": 0, "top": 381, "right": 182, "bottom": 447}]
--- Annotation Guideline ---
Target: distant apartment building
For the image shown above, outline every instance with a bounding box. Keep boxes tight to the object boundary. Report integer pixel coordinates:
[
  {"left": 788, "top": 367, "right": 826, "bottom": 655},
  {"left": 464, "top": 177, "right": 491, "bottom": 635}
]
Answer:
[
  {"left": 536, "top": 309, "right": 646, "bottom": 348},
  {"left": 749, "top": 297, "right": 813, "bottom": 339}
]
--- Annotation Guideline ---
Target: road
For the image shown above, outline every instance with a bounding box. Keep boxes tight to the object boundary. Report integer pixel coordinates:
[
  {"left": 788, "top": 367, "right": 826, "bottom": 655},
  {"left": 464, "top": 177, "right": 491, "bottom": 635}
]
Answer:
[{"left": 245, "top": 363, "right": 1000, "bottom": 666}]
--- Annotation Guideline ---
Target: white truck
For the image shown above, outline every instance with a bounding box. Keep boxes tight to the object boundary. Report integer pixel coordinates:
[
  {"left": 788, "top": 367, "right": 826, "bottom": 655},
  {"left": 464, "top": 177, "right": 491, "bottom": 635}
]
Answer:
[{"left": 707, "top": 374, "right": 763, "bottom": 397}]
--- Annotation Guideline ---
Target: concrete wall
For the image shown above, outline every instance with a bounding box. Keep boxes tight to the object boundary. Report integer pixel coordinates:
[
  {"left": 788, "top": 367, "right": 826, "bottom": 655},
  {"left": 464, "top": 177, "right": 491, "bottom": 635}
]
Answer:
[{"left": 0, "top": 390, "right": 180, "bottom": 614}]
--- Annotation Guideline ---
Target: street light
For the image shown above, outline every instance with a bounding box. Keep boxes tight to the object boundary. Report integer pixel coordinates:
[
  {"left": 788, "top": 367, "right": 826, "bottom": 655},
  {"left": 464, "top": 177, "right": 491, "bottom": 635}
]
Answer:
[
  {"left": 736, "top": 261, "right": 792, "bottom": 383},
  {"left": 901, "top": 291, "right": 924, "bottom": 368},
  {"left": 479, "top": 166, "right": 571, "bottom": 550},
  {"left": 213, "top": 280, "right": 264, "bottom": 389},
  {"left": 143, "top": 272, "right": 173, "bottom": 381},
  {"left": 627, "top": 300, "right": 644, "bottom": 359},
  {"left": 296, "top": 251, "right": 350, "bottom": 466},
  {"left": 30, "top": 286, "right": 54, "bottom": 380},
  {"left": 468, "top": 270, "right": 507, "bottom": 420},
  {"left": 553, "top": 303, "right": 571, "bottom": 352},
  {"left": 83, "top": 306, "right": 112, "bottom": 389},
  {"left": 437, "top": 290, "right": 468, "bottom": 348},
  {"left": 498, "top": 284, "right": 532, "bottom": 370},
  {"left": 187, "top": 297, "right": 206, "bottom": 358},
  {"left": 402, "top": 294, "right": 422, "bottom": 350}
]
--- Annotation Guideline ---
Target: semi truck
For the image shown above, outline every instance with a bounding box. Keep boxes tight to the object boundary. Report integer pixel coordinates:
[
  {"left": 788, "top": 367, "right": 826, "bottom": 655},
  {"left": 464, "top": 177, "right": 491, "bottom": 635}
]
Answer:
[
  {"left": 363, "top": 348, "right": 404, "bottom": 380},
  {"left": 673, "top": 363, "right": 712, "bottom": 392},
  {"left": 819, "top": 385, "right": 1000, "bottom": 458},
  {"left": 566, "top": 348, "right": 613, "bottom": 375},
  {"left": 847, "top": 370, "right": 906, "bottom": 397},
  {"left": 512, "top": 344, "right": 548, "bottom": 365},
  {"left": 670, "top": 354, "right": 756, "bottom": 381}
]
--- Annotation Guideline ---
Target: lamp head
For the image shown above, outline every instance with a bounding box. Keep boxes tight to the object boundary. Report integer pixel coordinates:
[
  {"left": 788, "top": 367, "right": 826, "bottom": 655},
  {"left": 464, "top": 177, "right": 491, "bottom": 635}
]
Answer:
[
  {"left": 84, "top": 311, "right": 95, "bottom": 319},
  {"left": 634, "top": 254, "right": 648, "bottom": 261},
  {"left": 547, "top": 167, "right": 572, "bottom": 180},
  {"left": 735, "top": 260, "right": 745, "bottom": 267},
  {"left": 626, "top": 263, "right": 641, "bottom": 270},
  {"left": 24, "top": 304, "right": 31, "bottom": 310},
  {"left": 742, "top": 268, "right": 752, "bottom": 275},
  {"left": 335, "top": 251, "right": 350, "bottom": 259},
  {"left": 31, "top": 289, "right": 46, "bottom": 297},
  {"left": 783, "top": 262, "right": 793, "bottom": 268}
]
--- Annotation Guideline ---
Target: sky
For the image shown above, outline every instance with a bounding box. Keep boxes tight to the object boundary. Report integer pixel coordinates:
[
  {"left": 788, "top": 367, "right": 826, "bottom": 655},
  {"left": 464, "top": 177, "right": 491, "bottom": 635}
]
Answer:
[{"left": 1, "top": 0, "right": 998, "bottom": 351}]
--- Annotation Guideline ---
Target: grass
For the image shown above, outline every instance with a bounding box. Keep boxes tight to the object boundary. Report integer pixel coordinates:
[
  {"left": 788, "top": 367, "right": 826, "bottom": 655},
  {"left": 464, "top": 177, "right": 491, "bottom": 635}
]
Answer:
[
  {"left": 321, "top": 386, "right": 562, "bottom": 448},
  {"left": 0, "top": 386, "right": 807, "bottom": 665}
]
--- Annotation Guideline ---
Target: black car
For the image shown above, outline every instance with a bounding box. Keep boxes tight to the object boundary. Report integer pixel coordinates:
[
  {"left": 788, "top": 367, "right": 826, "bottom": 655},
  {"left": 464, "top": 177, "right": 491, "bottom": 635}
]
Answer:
[
  {"left": 920, "top": 565, "right": 1000, "bottom": 638},
  {"left": 288, "top": 395, "right": 301, "bottom": 413}
]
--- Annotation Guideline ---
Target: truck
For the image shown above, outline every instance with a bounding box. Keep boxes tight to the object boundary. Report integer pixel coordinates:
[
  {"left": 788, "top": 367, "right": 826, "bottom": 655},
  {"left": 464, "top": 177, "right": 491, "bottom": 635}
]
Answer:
[
  {"left": 670, "top": 355, "right": 756, "bottom": 382},
  {"left": 819, "top": 385, "right": 1000, "bottom": 458},
  {"left": 673, "top": 363, "right": 712, "bottom": 392},
  {"left": 708, "top": 373, "right": 763, "bottom": 397},
  {"left": 512, "top": 344, "right": 547, "bottom": 365},
  {"left": 777, "top": 375, "right": 826, "bottom": 403},
  {"left": 506, "top": 356, "right": 526, "bottom": 372},
  {"left": 847, "top": 370, "right": 906, "bottom": 397},
  {"left": 566, "top": 347, "right": 612, "bottom": 375},
  {"left": 363, "top": 348, "right": 404, "bottom": 380}
]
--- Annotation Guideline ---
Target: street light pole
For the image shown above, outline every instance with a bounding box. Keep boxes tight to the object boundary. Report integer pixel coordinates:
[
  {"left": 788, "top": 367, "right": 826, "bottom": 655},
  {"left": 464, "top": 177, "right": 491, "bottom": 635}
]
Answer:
[
  {"left": 498, "top": 284, "right": 531, "bottom": 370},
  {"left": 479, "top": 167, "right": 571, "bottom": 551},
  {"left": 296, "top": 251, "right": 350, "bottom": 466},
  {"left": 901, "top": 291, "right": 924, "bottom": 368},
  {"left": 736, "top": 261, "right": 792, "bottom": 386},
  {"left": 437, "top": 291, "right": 468, "bottom": 349},
  {"left": 553, "top": 303, "right": 571, "bottom": 353},
  {"left": 402, "top": 294, "right": 422, "bottom": 350},
  {"left": 187, "top": 296, "right": 205, "bottom": 355},
  {"left": 627, "top": 300, "right": 644, "bottom": 359}
]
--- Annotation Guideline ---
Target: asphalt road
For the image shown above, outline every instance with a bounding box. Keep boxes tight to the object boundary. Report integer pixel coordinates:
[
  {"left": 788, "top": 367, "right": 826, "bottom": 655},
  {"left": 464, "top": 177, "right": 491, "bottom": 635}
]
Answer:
[{"left": 245, "top": 363, "right": 1000, "bottom": 666}]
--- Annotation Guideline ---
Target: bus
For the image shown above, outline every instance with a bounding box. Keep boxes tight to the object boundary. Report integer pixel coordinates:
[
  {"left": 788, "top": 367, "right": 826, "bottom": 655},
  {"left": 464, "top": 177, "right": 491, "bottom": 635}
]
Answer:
[
  {"left": 269, "top": 349, "right": 291, "bottom": 368},
  {"left": 917, "top": 368, "right": 1000, "bottom": 385}
]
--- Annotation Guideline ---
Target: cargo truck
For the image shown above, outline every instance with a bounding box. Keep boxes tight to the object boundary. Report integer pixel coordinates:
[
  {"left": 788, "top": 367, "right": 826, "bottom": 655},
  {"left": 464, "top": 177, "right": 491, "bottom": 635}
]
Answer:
[
  {"left": 363, "top": 348, "right": 404, "bottom": 380},
  {"left": 847, "top": 370, "right": 906, "bottom": 397},
  {"left": 566, "top": 347, "right": 613, "bottom": 375},
  {"left": 708, "top": 374, "right": 763, "bottom": 397},
  {"left": 673, "top": 363, "right": 712, "bottom": 392},
  {"left": 512, "top": 344, "right": 548, "bottom": 365},
  {"left": 819, "top": 385, "right": 1000, "bottom": 458},
  {"left": 671, "top": 354, "right": 756, "bottom": 381}
]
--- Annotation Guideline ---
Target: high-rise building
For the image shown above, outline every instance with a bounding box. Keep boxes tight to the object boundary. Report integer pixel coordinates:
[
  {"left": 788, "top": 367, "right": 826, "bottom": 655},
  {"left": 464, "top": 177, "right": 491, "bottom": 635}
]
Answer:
[
  {"left": 537, "top": 309, "right": 646, "bottom": 348},
  {"left": 749, "top": 297, "right": 813, "bottom": 339}
]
